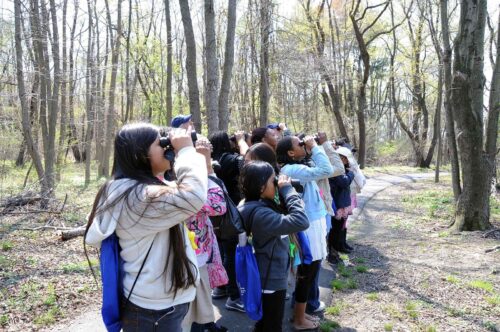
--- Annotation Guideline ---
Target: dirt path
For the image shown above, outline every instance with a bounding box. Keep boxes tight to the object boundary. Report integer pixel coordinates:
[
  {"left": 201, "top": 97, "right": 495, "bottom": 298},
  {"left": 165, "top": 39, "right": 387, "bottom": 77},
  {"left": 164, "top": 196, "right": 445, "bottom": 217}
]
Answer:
[{"left": 327, "top": 177, "right": 500, "bottom": 332}]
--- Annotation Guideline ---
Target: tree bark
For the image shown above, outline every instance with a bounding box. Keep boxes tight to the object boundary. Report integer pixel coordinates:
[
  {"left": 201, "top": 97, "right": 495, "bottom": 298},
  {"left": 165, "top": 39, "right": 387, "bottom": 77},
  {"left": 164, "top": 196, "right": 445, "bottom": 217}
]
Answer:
[
  {"left": 450, "top": 0, "right": 491, "bottom": 231},
  {"left": 102, "top": 0, "right": 122, "bottom": 178},
  {"left": 179, "top": 0, "right": 202, "bottom": 132},
  {"left": 218, "top": 0, "right": 237, "bottom": 131},
  {"left": 164, "top": 0, "right": 173, "bottom": 124},
  {"left": 440, "top": 0, "right": 461, "bottom": 200},
  {"left": 124, "top": 0, "right": 133, "bottom": 122},
  {"left": 68, "top": 0, "right": 81, "bottom": 162},
  {"left": 259, "top": 0, "right": 271, "bottom": 127},
  {"left": 84, "top": 0, "right": 97, "bottom": 186},
  {"left": 56, "top": 0, "right": 69, "bottom": 178},
  {"left": 14, "top": 0, "right": 47, "bottom": 199},
  {"left": 204, "top": 0, "right": 219, "bottom": 134}
]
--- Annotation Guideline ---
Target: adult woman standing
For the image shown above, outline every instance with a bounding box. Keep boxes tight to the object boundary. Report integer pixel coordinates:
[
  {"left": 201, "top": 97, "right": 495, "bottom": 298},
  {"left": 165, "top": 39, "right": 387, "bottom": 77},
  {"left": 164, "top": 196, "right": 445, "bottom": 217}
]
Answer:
[{"left": 85, "top": 123, "right": 207, "bottom": 331}]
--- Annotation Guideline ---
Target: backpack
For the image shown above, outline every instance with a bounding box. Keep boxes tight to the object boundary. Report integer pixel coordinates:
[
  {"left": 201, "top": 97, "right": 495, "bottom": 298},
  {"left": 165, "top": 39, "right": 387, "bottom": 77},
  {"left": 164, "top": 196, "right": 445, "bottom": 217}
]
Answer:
[
  {"left": 100, "top": 233, "right": 153, "bottom": 332},
  {"left": 208, "top": 175, "right": 245, "bottom": 240}
]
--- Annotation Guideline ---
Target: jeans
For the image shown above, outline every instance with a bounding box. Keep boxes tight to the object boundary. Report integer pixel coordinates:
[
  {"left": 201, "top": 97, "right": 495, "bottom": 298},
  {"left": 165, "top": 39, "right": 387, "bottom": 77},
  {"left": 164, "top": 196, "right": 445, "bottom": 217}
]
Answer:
[
  {"left": 217, "top": 237, "right": 240, "bottom": 300},
  {"left": 254, "top": 290, "right": 286, "bottom": 332},
  {"left": 121, "top": 298, "right": 189, "bottom": 332}
]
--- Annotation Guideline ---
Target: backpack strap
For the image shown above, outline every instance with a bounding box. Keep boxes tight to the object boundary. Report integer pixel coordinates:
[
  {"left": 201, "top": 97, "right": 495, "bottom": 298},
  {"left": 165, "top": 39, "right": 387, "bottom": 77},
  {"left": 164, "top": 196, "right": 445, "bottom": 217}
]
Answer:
[{"left": 124, "top": 238, "right": 155, "bottom": 306}]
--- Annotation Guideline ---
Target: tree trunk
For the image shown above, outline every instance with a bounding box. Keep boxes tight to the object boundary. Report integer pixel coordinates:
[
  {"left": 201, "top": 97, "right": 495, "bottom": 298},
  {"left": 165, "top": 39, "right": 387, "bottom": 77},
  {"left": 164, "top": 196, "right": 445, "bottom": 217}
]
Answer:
[
  {"left": 218, "top": 0, "right": 237, "bottom": 131},
  {"left": 164, "top": 0, "right": 173, "bottom": 124},
  {"left": 102, "top": 0, "right": 122, "bottom": 178},
  {"left": 451, "top": 0, "right": 491, "bottom": 231},
  {"left": 485, "top": 10, "right": 499, "bottom": 189},
  {"left": 204, "top": 0, "right": 219, "bottom": 134},
  {"left": 14, "top": 0, "right": 47, "bottom": 198},
  {"left": 56, "top": 0, "right": 69, "bottom": 179},
  {"left": 179, "top": 0, "right": 202, "bottom": 132},
  {"left": 68, "top": 0, "right": 81, "bottom": 162},
  {"left": 259, "top": 0, "right": 271, "bottom": 127},
  {"left": 42, "top": 0, "right": 61, "bottom": 198},
  {"left": 84, "top": 0, "right": 97, "bottom": 186},
  {"left": 124, "top": 0, "right": 133, "bottom": 122},
  {"left": 440, "top": 0, "right": 461, "bottom": 200}
]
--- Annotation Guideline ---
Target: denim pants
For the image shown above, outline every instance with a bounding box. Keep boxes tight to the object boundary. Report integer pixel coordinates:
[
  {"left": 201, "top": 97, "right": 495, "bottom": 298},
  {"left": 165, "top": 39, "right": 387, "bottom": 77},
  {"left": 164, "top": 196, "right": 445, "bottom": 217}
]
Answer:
[{"left": 121, "top": 298, "right": 189, "bottom": 332}]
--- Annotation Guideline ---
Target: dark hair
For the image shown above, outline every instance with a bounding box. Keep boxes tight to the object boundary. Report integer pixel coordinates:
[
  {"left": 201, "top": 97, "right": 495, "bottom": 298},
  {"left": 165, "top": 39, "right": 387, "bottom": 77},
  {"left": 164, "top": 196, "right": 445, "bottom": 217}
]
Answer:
[
  {"left": 246, "top": 143, "right": 280, "bottom": 174},
  {"left": 240, "top": 161, "right": 275, "bottom": 202},
  {"left": 276, "top": 136, "right": 296, "bottom": 165},
  {"left": 209, "top": 131, "right": 232, "bottom": 161},
  {"left": 250, "top": 127, "right": 269, "bottom": 145},
  {"left": 84, "top": 123, "right": 197, "bottom": 297}
]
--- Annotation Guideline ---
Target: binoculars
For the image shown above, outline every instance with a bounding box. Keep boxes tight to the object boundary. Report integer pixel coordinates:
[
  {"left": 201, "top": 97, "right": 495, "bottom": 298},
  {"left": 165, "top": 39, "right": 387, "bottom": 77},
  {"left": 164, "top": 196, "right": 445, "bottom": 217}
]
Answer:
[
  {"left": 273, "top": 176, "right": 304, "bottom": 193},
  {"left": 159, "top": 131, "right": 198, "bottom": 161}
]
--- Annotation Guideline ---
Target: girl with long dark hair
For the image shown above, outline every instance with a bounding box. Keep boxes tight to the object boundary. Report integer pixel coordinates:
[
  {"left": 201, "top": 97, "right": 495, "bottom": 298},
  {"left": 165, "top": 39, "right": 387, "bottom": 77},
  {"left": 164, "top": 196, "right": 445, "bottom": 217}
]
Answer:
[
  {"left": 85, "top": 123, "right": 207, "bottom": 332},
  {"left": 276, "top": 135, "right": 333, "bottom": 331},
  {"left": 208, "top": 131, "right": 247, "bottom": 312},
  {"left": 238, "top": 161, "right": 309, "bottom": 332}
]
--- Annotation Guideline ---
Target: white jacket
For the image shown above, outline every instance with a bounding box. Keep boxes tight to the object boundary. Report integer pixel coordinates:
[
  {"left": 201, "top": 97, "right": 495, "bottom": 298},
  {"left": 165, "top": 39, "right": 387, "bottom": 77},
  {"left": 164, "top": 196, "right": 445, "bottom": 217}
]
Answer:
[{"left": 86, "top": 147, "right": 207, "bottom": 310}]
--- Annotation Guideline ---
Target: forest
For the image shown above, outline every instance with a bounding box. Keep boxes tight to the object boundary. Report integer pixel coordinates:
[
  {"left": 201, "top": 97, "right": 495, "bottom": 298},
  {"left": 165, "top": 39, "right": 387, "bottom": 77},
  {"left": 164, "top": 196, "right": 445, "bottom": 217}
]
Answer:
[{"left": 0, "top": 0, "right": 498, "bottom": 331}]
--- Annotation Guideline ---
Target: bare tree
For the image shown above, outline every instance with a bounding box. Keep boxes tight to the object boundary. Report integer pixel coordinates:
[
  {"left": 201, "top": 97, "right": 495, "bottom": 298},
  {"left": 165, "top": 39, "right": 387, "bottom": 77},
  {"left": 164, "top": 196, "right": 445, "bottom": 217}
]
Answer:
[
  {"left": 350, "top": 0, "right": 398, "bottom": 168},
  {"left": 84, "top": 0, "right": 97, "bottom": 185},
  {"left": 14, "top": 0, "right": 47, "bottom": 200},
  {"left": 67, "top": 0, "right": 81, "bottom": 162},
  {"left": 101, "top": 0, "right": 122, "bottom": 177},
  {"left": 441, "top": 0, "right": 461, "bottom": 200},
  {"left": 259, "top": 0, "right": 271, "bottom": 126},
  {"left": 450, "top": 0, "right": 491, "bottom": 231},
  {"left": 218, "top": 0, "right": 237, "bottom": 131},
  {"left": 302, "top": 0, "right": 349, "bottom": 139},
  {"left": 179, "top": 0, "right": 202, "bottom": 132},
  {"left": 164, "top": 0, "right": 173, "bottom": 124},
  {"left": 204, "top": 0, "right": 219, "bottom": 134}
]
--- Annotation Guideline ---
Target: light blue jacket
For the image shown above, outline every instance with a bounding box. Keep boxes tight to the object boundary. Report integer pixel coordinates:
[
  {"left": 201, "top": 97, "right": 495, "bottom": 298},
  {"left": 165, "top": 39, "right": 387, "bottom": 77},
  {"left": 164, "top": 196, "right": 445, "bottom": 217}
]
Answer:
[{"left": 280, "top": 146, "right": 333, "bottom": 221}]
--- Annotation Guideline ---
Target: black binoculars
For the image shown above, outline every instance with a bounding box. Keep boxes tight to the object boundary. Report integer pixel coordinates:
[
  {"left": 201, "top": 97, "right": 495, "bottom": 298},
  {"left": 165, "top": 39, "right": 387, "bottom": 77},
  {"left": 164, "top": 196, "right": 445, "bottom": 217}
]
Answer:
[
  {"left": 273, "top": 176, "right": 304, "bottom": 193},
  {"left": 159, "top": 131, "right": 198, "bottom": 161}
]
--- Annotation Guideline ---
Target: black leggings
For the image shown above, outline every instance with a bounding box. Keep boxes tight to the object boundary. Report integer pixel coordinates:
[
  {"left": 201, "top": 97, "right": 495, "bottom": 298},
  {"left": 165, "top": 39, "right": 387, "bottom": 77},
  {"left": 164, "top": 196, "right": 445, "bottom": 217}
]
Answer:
[
  {"left": 294, "top": 260, "right": 321, "bottom": 303},
  {"left": 254, "top": 289, "right": 287, "bottom": 332},
  {"left": 218, "top": 237, "right": 240, "bottom": 300}
]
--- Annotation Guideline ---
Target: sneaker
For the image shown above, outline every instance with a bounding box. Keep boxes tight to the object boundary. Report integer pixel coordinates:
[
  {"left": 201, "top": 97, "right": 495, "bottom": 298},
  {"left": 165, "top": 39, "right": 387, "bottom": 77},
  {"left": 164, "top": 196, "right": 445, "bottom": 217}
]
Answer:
[
  {"left": 225, "top": 297, "right": 246, "bottom": 313},
  {"left": 211, "top": 288, "right": 227, "bottom": 299},
  {"left": 313, "top": 301, "right": 326, "bottom": 313}
]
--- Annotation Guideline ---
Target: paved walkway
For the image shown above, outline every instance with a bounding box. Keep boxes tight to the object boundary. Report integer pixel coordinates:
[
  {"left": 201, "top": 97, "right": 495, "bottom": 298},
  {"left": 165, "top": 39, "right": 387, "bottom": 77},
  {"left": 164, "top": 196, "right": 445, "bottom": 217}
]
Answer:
[{"left": 52, "top": 172, "right": 437, "bottom": 332}]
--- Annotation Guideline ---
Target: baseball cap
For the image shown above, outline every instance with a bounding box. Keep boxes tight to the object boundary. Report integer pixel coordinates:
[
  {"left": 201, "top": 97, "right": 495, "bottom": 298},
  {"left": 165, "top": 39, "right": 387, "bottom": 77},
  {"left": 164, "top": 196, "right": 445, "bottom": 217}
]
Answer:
[
  {"left": 171, "top": 114, "right": 192, "bottom": 128},
  {"left": 266, "top": 123, "right": 280, "bottom": 130}
]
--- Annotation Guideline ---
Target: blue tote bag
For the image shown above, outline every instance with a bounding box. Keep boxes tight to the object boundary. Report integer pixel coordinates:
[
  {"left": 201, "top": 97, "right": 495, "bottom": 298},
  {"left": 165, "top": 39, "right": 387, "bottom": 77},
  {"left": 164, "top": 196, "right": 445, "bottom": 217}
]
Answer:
[
  {"left": 235, "top": 243, "right": 263, "bottom": 321},
  {"left": 100, "top": 233, "right": 123, "bottom": 332}
]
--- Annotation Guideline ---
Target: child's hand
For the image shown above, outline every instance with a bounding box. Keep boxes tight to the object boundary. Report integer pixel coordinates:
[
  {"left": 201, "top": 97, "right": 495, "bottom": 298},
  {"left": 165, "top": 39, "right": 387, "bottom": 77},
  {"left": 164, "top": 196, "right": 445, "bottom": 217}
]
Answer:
[
  {"left": 170, "top": 125, "right": 194, "bottom": 152},
  {"left": 277, "top": 174, "right": 291, "bottom": 188}
]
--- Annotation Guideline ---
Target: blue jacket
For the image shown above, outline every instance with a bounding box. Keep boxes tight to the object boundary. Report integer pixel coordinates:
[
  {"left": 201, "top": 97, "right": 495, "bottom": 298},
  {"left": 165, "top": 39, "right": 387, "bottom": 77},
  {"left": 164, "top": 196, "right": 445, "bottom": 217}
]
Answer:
[
  {"left": 281, "top": 146, "right": 333, "bottom": 222},
  {"left": 329, "top": 171, "right": 354, "bottom": 209}
]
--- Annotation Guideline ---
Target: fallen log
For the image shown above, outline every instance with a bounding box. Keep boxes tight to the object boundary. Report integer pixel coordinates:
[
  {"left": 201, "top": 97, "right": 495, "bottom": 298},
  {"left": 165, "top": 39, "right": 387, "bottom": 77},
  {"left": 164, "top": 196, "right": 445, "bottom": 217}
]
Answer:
[
  {"left": 0, "top": 191, "right": 41, "bottom": 213},
  {"left": 61, "top": 226, "right": 86, "bottom": 241}
]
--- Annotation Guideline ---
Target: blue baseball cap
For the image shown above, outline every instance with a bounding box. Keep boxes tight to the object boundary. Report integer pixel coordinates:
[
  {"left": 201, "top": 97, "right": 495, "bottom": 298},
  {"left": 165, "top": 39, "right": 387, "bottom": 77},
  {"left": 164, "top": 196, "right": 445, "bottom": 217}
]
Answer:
[
  {"left": 171, "top": 114, "right": 192, "bottom": 128},
  {"left": 266, "top": 123, "right": 280, "bottom": 130}
]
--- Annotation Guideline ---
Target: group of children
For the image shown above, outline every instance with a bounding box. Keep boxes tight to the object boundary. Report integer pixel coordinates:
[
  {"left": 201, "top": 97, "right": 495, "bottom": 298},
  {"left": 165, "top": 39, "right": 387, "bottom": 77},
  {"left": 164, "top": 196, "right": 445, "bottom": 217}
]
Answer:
[{"left": 84, "top": 115, "right": 364, "bottom": 332}]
